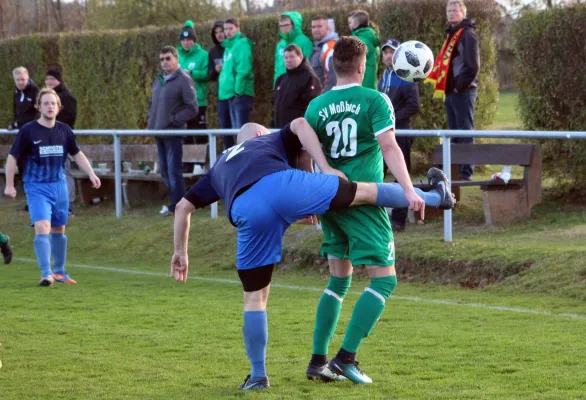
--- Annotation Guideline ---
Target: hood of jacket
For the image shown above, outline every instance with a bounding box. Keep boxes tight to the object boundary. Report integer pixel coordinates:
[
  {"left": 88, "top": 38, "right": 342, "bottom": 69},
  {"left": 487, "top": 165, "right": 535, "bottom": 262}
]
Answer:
[
  {"left": 279, "top": 11, "right": 304, "bottom": 42},
  {"left": 211, "top": 20, "right": 225, "bottom": 46},
  {"left": 352, "top": 25, "right": 380, "bottom": 47},
  {"left": 316, "top": 31, "right": 339, "bottom": 46}
]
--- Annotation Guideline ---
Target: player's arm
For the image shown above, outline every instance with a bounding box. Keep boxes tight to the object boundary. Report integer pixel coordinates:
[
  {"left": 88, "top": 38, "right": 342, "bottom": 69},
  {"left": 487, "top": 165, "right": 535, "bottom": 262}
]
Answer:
[
  {"left": 73, "top": 151, "right": 101, "bottom": 189},
  {"left": 4, "top": 155, "right": 18, "bottom": 198},
  {"left": 289, "top": 118, "right": 346, "bottom": 179},
  {"left": 171, "top": 173, "right": 220, "bottom": 283},
  {"left": 377, "top": 130, "right": 423, "bottom": 210}
]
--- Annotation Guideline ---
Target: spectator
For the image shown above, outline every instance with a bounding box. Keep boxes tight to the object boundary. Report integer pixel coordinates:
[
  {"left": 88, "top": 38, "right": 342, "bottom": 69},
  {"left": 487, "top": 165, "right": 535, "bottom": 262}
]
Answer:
[
  {"left": 0, "top": 232, "right": 12, "bottom": 264},
  {"left": 428, "top": 0, "right": 479, "bottom": 180},
  {"left": 208, "top": 20, "right": 234, "bottom": 149},
  {"left": 45, "top": 68, "right": 78, "bottom": 215},
  {"left": 272, "top": 44, "right": 321, "bottom": 129},
  {"left": 147, "top": 46, "right": 198, "bottom": 216},
  {"left": 309, "top": 16, "right": 338, "bottom": 92},
  {"left": 274, "top": 12, "right": 313, "bottom": 86},
  {"left": 177, "top": 20, "right": 209, "bottom": 145},
  {"left": 348, "top": 10, "right": 381, "bottom": 90},
  {"left": 9, "top": 67, "right": 39, "bottom": 130},
  {"left": 218, "top": 18, "right": 255, "bottom": 131},
  {"left": 378, "top": 39, "right": 421, "bottom": 232}
]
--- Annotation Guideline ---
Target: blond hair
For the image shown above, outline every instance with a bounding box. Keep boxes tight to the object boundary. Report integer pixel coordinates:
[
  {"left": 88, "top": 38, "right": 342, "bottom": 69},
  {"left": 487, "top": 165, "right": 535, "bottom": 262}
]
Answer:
[
  {"left": 36, "top": 88, "right": 62, "bottom": 111},
  {"left": 12, "top": 66, "right": 28, "bottom": 77},
  {"left": 447, "top": 0, "right": 467, "bottom": 17}
]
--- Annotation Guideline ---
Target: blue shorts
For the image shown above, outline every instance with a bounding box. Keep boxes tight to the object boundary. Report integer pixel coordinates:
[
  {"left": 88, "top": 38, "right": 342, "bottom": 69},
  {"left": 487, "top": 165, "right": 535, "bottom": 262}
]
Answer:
[
  {"left": 25, "top": 180, "right": 69, "bottom": 227},
  {"left": 230, "top": 169, "right": 339, "bottom": 270}
]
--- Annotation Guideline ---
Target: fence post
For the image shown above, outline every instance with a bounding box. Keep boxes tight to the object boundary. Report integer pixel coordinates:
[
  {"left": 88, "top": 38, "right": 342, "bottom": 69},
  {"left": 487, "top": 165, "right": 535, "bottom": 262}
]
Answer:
[
  {"left": 208, "top": 133, "right": 218, "bottom": 219},
  {"left": 442, "top": 135, "right": 452, "bottom": 242},
  {"left": 114, "top": 134, "right": 123, "bottom": 218}
]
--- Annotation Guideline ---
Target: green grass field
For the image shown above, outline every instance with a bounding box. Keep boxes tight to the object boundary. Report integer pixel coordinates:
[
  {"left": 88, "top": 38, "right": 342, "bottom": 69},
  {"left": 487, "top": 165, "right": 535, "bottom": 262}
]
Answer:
[
  {"left": 2, "top": 91, "right": 585, "bottom": 399},
  {"left": 1, "top": 194, "right": 586, "bottom": 399},
  {"left": 488, "top": 91, "right": 522, "bottom": 131}
]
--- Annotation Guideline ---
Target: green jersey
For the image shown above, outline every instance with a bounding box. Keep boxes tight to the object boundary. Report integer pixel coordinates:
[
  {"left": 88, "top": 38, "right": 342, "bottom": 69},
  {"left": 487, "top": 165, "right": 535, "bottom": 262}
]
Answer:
[{"left": 305, "top": 83, "right": 395, "bottom": 183}]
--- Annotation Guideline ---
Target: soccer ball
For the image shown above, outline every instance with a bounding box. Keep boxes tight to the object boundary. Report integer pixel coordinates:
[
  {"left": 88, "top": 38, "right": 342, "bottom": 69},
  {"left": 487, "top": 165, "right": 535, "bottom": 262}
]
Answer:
[{"left": 392, "top": 40, "right": 434, "bottom": 83}]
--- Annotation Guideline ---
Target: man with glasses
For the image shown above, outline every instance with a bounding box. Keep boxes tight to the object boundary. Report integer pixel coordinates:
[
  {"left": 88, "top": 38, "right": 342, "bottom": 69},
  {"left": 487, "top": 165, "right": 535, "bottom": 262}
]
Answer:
[
  {"left": 147, "top": 46, "right": 198, "bottom": 216},
  {"left": 273, "top": 12, "right": 313, "bottom": 86}
]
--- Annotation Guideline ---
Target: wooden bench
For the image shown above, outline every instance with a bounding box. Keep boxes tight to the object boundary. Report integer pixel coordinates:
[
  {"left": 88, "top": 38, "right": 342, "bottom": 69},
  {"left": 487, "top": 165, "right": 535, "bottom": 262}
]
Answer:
[
  {"left": 0, "top": 144, "right": 208, "bottom": 205},
  {"left": 431, "top": 143, "right": 542, "bottom": 224},
  {"left": 74, "top": 144, "right": 207, "bottom": 206}
]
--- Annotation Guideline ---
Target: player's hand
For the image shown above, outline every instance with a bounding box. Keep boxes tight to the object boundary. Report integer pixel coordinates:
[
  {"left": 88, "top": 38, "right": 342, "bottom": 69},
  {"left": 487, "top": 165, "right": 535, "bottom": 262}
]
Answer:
[
  {"left": 405, "top": 189, "right": 425, "bottom": 220},
  {"left": 170, "top": 251, "right": 189, "bottom": 283},
  {"left": 89, "top": 174, "right": 101, "bottom": 189},
  {"left": 321, "top": 167, "right": 347, "bottom": 181},
  {"left": 215, "top": 64, "right": 222, "bottom": 72},
  {"left": 4, "top": 185, "right": 16, "bottom": 198}
]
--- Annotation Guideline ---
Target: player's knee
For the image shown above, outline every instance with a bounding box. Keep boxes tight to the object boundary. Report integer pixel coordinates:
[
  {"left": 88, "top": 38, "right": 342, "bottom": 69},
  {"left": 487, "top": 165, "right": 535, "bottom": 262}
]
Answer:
[
  {"left": 366, "top": 275, "right": 397, "bottom": 302},
  {"left": 324, "top": 274, "right": 352, "bottom": 301},
  {"left": 51, "top": 226, "right": 65, "bottom": 234},
  {"left": 34, "top": 220, "right": 51, "bottom": 234}
]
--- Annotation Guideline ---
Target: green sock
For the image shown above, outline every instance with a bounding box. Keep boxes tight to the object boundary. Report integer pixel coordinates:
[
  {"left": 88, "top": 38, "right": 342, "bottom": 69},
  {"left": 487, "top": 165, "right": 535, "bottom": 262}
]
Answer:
[
  {"left": 312, "top": 275, "right": 352, "bottom": 356},
  {"left": 341, "top": 275, "right": 397, "bottom": 353},
  {"left": 0, "top": 232, "right": 7, "bottom": 244}
]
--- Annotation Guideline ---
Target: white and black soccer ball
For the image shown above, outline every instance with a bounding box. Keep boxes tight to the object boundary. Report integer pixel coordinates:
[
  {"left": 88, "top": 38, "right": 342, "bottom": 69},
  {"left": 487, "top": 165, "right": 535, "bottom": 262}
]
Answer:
[{"left": 392, "top": 40, "right": 434, "bottom": 83}]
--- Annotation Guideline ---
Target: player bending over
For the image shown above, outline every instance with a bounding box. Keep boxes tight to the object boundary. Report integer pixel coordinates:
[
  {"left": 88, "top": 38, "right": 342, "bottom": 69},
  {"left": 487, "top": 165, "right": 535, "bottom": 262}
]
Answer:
[{"left": 170, "top": 118, "right": 454, "bottom": 390}]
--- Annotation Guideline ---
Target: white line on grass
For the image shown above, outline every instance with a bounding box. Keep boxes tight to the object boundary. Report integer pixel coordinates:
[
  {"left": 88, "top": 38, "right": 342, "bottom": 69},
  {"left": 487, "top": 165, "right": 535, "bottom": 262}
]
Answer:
[{"left": 15, "top": 257, "right": 586, "bottom": 320}]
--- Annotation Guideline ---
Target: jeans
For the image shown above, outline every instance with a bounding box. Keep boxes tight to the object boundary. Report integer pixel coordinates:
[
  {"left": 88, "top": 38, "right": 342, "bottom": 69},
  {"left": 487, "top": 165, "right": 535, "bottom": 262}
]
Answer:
[
  {"left": 229, "top": 95, "right": 253, "bottom": 130},
  {"left": 389, "top": 137, "right": 413, "bottom": 227},
  {"left": 155, "top": 137, "right": 185, "bottom": 213},
  {"left": 218, "top": 99, "right": 235, "bottom": 149},
  {"left": 445, "top": 86, "right": 478, "bottom": 180}
]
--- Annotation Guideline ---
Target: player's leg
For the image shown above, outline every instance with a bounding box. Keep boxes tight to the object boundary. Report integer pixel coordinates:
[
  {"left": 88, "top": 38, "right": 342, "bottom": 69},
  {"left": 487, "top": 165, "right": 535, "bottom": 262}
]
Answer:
[
  {"left": 0, "top": 231, "right": 13, "bottom": 264},
  {"left": 307, "top": 252, "right": 351, "bottom": 382},
  {"left": 231, "top": 186, "right": 290, "bottom": 390},
  {"left": 51, "top": 180, "right": 75, "bottom": 284},
  {"left": 349, "top": 168, "right": 455, "bottom": 210},
  {"left": 237, "top": 266, "right": 272, "bottom": 390},
  {"left": 26, "top": 183, "right": 55, "bottom": 286},
  {"left": 328, "top": 207, "right": 396, "bottom": 384}
]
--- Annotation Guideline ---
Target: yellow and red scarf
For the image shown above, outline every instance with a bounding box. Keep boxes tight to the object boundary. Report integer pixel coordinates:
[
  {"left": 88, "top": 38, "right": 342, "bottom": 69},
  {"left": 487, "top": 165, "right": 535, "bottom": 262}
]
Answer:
[{"left": 425, "top": 28, "right": 465, "bottom": 99}]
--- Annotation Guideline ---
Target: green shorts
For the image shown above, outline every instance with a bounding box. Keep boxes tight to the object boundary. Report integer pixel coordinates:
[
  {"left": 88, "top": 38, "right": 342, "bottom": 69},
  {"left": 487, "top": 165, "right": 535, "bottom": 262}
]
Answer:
[{"left": 320, "top": 205, "right": 395, "bottom": 267}]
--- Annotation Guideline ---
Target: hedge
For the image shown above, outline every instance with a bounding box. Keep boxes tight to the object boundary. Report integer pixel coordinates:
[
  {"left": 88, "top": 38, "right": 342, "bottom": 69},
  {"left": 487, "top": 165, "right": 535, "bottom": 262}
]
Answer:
[
  {"left": 513, "top": 5, "right": 586, "bottom": 192},
  {"left": 0, "top": 0, "right": 499, "bottom": 147}
]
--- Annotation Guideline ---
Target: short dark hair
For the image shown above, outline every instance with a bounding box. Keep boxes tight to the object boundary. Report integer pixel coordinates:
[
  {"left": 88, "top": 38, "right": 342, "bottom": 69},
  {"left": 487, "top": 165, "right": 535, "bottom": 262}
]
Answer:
[
  {"left": 284, "top": 44, "right": 302, "bottom": 57},
  {"left": 332, "top": 36, "right": 367, "bottom": 77},
  {"left": 160, "top": 46, "right": 178, "bottom": 57},
  {"left": 225, "top": 18, "right": 240, "bottom": 27},
  {"left": 312, "top": 15, "right": 329, "bottom": 22},
  {"left": 349, "top": 10, "right": 369, "bottom": 26}
]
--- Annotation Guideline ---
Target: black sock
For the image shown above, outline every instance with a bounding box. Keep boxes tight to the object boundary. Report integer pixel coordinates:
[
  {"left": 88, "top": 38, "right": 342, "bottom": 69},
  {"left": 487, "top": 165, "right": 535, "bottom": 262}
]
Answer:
[
  {"left": 336, "top": 348, "right": 356, "bottom": 364},
  {"left": 310, "top": 354, "right": 328, "bottom": 366}
]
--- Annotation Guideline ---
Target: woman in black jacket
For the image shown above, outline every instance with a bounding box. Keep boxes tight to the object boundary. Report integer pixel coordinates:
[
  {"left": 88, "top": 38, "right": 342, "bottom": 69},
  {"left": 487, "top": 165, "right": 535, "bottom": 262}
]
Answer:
[{"left": 271, "top": 44, "right": 322, "bottom": 129}]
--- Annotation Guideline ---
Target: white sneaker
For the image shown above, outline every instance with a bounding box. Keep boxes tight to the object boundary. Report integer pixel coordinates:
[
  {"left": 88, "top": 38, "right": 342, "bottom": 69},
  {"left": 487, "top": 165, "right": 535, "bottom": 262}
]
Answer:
[{"left": 159, "top": 205, "right": 169, "bottom": 215}]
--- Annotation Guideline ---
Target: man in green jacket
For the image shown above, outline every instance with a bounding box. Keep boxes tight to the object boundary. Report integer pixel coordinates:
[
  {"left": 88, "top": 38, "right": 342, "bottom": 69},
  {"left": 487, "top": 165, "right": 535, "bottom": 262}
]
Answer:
[
  {"left": 218, "top": 18, "right": 255, "bottom": 132},
  {"left": 177, "top": 20, "right": 209, "bottom": 144},
  {"left": 274, "top": 11, "right": 313, "bottom": 86},
  {"left": 348, "top": 10, "right": 380, "bottom": 90}
]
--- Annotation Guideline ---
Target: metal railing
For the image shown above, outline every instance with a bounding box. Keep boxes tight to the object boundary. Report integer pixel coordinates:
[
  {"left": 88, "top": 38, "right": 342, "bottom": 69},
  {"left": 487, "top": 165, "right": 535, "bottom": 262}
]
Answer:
[{"left": 2, "top": 128, "right": 586, "bottom": 242}]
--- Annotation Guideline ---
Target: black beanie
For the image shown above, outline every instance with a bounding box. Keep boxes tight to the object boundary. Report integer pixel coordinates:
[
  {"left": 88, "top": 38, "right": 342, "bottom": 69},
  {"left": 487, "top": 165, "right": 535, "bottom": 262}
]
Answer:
[
  {"left": 46, "top": 67, "right": 62, "bottom": 82},
  {"left": 180, "top": 20, "right": 197, "bottom": 41}
]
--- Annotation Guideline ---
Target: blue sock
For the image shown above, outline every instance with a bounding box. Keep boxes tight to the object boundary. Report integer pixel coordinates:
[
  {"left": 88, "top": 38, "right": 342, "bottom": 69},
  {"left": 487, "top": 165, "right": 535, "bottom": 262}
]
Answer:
[
  {"left": 50, "top": 233, "right": 68, "bottom": 275},
  {"left": 376, "top": 183, "right": 442, "bottom": 208},
  {"left": 243, "top": 310, "right": 268, "bottom": 380},
  {"left": 34, "top": 234, "right": 52, "bottom": 278}
]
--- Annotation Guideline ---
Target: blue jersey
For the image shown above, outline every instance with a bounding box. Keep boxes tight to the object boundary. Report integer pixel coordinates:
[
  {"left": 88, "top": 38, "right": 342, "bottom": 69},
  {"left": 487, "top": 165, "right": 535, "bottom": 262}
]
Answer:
[
  {"left": 9, "top": 121, "right": 80, "bottom": 183},
  {"left": 184, "top": 125, "right": 302, "bottom": 223}
]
